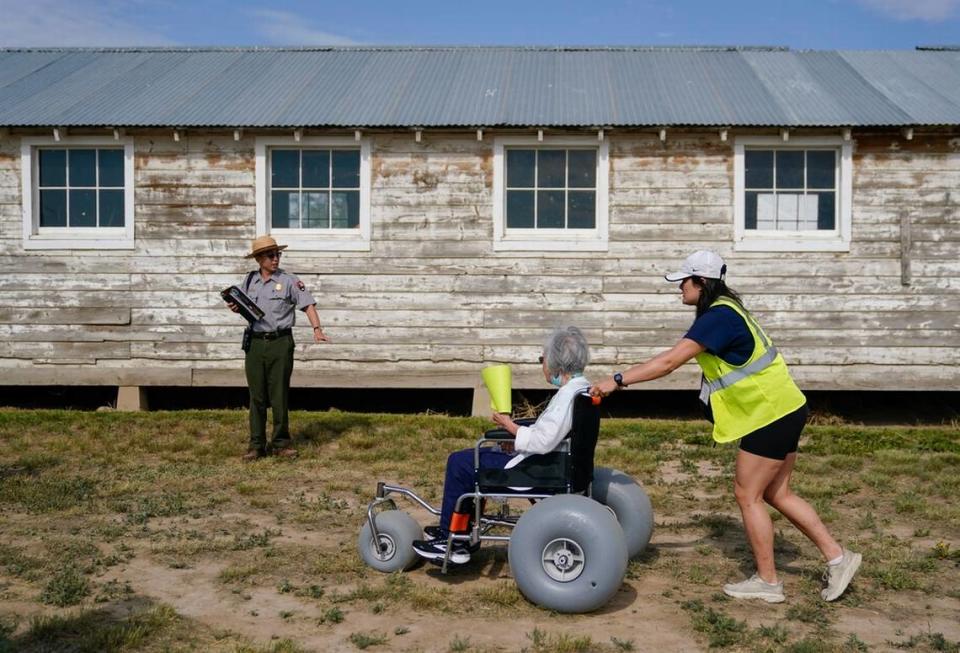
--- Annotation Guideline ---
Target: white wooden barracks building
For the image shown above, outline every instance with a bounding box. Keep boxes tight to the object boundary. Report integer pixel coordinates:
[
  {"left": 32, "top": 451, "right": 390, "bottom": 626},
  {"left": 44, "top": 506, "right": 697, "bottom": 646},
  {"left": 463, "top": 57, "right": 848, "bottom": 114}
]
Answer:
[{"left": 0, "top": 46, "right": 958, "bottom": 409}]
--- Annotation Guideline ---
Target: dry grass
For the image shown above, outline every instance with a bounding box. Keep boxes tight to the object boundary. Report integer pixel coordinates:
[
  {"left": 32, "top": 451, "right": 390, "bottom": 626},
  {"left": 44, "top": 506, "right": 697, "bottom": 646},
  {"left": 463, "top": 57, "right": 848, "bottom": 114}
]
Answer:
[{"left": 0, "top": 409, "right": 958, "bottom": 652}]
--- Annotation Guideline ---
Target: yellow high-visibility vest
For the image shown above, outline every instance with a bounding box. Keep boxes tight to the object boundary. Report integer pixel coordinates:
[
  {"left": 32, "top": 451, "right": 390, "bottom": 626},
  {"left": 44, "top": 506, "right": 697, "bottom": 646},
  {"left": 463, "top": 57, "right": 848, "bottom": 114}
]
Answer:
[{"left": 694, "top": 297, "right": 806, "bottom": 443}]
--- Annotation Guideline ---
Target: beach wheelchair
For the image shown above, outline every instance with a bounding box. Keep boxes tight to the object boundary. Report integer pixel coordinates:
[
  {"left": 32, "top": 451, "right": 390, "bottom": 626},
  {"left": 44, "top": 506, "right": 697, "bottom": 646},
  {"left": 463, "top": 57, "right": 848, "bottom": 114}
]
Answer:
[{"left": 358, "top": 393, "right": 654, "bottom": 613}]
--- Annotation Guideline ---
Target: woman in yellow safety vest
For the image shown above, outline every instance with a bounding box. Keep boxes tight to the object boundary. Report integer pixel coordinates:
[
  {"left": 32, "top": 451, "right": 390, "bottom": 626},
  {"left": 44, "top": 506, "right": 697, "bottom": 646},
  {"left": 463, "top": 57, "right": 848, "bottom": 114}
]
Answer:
[{"left": 591, "top": 250, "right": 860, "bottom": 604}]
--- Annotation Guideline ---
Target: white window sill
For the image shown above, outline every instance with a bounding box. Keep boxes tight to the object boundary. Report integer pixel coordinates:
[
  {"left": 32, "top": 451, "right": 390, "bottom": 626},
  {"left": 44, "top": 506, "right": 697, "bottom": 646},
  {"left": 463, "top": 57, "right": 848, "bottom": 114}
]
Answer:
[
  {"left": 23, "top": 234, "right": 134, "bottom": 250},
  {"left": 274, "top": 235, "right": 371, "bottom": 252},
  {"left": 493, "top": 238, "right": 609, "bottom": 252},
  {"left": 734, "top": 236, "right": 850, "bottom": 253}
]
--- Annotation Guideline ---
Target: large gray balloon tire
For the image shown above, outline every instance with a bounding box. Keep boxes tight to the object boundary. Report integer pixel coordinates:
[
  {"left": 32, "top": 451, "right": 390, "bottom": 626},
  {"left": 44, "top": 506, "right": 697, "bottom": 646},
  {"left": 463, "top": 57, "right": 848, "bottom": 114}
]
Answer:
[
  {"left": 357, "top": 510, "right": 423, "bottom": 573},
  {"left": 591, "top": 467, "right": 654, "bottom": 559},
  {"left": 509, "top": 494, "right": 628, "bottom": 613}
]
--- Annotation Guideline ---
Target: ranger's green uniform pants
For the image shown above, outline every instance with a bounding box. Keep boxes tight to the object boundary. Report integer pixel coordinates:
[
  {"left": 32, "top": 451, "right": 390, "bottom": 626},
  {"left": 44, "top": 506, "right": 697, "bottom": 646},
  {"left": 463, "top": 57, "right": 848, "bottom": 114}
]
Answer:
[{"left": 245, "top": 333, "right": 294, "bottom": 452}]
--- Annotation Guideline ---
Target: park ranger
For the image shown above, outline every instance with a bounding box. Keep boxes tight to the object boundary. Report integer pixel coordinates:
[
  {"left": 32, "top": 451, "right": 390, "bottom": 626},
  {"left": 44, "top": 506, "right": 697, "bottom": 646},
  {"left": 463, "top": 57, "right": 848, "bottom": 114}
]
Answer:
[{"left": 228, "top": 235, "right": 330, "bottom": 461}]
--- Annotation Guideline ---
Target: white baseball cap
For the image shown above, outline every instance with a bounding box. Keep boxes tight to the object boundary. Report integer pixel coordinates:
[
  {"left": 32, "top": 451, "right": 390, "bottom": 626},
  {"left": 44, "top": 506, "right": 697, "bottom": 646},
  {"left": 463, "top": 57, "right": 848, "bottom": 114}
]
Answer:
[{"left": 664, "top": 250, "right": 727, "bottom": 282}]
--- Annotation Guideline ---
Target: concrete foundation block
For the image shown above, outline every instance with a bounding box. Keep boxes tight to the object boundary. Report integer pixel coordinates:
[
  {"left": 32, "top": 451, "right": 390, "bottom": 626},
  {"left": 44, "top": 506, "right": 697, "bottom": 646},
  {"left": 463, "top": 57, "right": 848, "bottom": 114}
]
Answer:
[{"left": 116, "top": 386, "right": 148, "bottom": 411}]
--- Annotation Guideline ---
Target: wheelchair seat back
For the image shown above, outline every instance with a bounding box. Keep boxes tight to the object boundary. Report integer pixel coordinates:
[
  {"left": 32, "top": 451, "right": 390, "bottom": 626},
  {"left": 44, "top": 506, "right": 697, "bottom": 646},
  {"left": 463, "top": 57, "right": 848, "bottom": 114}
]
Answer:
[{"left": 476, "top": 393, "right": 601, "bottom": 493}]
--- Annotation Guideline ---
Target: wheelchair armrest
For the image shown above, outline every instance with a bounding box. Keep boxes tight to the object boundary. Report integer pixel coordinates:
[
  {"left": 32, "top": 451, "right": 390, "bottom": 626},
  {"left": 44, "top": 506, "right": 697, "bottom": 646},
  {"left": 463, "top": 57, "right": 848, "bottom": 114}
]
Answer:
[{"left": 481, "top": 417, "right": 536, "bottom": 440}]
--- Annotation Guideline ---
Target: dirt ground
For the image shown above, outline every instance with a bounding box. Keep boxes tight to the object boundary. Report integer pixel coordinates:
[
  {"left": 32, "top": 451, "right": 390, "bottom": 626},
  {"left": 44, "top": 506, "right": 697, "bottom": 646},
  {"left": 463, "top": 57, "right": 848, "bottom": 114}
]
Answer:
[
  {"left": 0, "top": 411, "right": 958, "bottom": 652},
  {"left": 42, "top": 472, "right": 960, "bottom": 652}
]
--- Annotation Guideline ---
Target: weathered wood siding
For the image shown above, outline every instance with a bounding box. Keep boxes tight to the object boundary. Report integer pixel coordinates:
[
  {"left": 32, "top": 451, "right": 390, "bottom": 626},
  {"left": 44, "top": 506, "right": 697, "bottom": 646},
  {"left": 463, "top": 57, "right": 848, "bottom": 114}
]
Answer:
[{"left": 0, "top": 130, "right": 957, "bottom": 391}]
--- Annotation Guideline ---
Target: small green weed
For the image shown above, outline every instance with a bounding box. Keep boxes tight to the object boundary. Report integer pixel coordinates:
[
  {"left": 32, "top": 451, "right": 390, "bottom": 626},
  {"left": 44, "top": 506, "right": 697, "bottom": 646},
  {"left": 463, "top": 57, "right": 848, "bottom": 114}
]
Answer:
[
  {"left": 786, "top": 600, "right": 832, "bottom": 629},
  {"left": 40, "top": 566, "right": 90, "bottom": 607},
  {"left": 756, "top": 623, "right": 789, "bottom": 644},
  {"left": 449, "top": 634, "right": 471, "bottom": 652},
  {"left": 843, "top": 633, "right": 869, "bottom": 652},
  {"left": 611, "top": 636, "right": 636, "bottom": 651},
  {"left": 681, "top": 599, "right": 748, "bottom": 648},
  {"left": 890, "top": 631, "right": 960, "bottom": 652},
  {"left": 320, "top": 607, "right": 344, "bottom": 624},
  {"left": 233, "top": 529, "right": 281, "bottom": 551},
  {"left": 348, "top": 631, "right": 387, "bottom": 649},
  {"left": 524, "top": 627, "right": 594, "bottom": 653}
]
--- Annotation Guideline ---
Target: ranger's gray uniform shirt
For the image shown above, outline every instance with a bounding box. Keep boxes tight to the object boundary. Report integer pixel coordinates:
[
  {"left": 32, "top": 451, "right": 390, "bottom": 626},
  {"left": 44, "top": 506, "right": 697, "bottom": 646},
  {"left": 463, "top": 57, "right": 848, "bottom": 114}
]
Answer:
[{"left": 244, "top": 269, "right": 317, "bottom": 333}]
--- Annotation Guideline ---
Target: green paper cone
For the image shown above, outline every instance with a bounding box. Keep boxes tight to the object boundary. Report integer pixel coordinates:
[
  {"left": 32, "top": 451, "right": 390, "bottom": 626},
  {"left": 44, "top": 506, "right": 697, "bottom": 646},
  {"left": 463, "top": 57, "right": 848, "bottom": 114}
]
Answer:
[{"left": 482, "top": 364, "right": 512, "bottom": 414}]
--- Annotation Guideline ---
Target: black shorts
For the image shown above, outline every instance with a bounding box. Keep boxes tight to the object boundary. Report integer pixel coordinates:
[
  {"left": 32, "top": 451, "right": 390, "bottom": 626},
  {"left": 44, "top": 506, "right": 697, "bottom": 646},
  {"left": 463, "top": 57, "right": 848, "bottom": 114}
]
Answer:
[{"left": 738, "top": 403, "right": 809, "bottom": 460}]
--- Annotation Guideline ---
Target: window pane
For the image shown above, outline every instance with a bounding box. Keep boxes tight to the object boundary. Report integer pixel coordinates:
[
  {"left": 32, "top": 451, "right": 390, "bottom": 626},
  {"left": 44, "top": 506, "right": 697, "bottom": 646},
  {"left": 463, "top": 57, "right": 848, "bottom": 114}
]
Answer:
[
  {"left": 69, "top": 189, "right": 96, "bottom": 226},
  {"left": 39, "top": 189, "right": 66, "bottom": 227},
  {"left": 568, "top": 191, "right": 595, "bottom": 228},
  {"left": 99, "top": 190, "right": 124, "bottom": 227},
  {"left": 776, "top": 193, "right": 800, "bottom": 230},
  {"left": 745, "top": 191, "right": 759, "bottom": 229},
  {"left": 506, "top": 149, "right": 535, "bottom": 187},
  {"left": 331, "top": 191, "right": 359, "bottom": 228},
  {"left": 568, "top": 150, "right": 596, "bottom": 188},
  {"left": 756, "top": 193, "right": 776, "bottom": 230},
  {"left": 272, "top": 190, "right": 300, "bottom": 228},
  {"left": 302, "top": 192, "right": 329, "bottom": 228},
  {"left": 537, "top": 190, "right": 565, "bottom": 228},
  {"left": 744, "top": 150, "right": 773, "bottom": 188},
  {"left": 271, "top": 150, "right": 300, "bottom": 189},
  {"left": 537, "top": 150, "right": 565, "bottom": 188},
  {"left": 775, "top": 151, "right": 804, "bottom": 189},
  {"left": 332, "top": 150, "right": 360, "bottom": 188},
  {"left": 39, "top": 149, "right": 66, "bottom": 187},
  {"left": 68, "top": 150, "right": 97, "bottom": 187},
  {"left": 807, "top": 150, "right": 836, "bottom": 189},
  {"left": 302, "top": 150, "right": 330, "bottom": 188},
  {"left": 817, "top": 192, "right": 836, "bottom": 230},
  {"left": 99, "top": 149, "right": 124, "bottom": 187},
  {"left": 506, "top": 190, "right": 534, "bottom": 228}
]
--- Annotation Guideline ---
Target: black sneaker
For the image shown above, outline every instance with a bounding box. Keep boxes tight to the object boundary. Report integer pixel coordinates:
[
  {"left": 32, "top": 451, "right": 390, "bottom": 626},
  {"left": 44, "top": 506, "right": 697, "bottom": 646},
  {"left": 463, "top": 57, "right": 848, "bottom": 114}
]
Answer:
[
  {"left": 412, "top": 538, "right": 472, "bottom": 565},
  {"left": 423, "top": 526, "right": 481, "bottom": 552}
]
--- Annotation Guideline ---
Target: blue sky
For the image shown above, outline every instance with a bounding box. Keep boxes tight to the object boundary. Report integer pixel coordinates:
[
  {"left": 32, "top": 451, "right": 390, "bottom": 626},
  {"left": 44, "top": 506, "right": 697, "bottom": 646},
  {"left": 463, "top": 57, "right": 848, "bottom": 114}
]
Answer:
[{"left": 0, "top": 0, "right": 957, "bottom": 50}]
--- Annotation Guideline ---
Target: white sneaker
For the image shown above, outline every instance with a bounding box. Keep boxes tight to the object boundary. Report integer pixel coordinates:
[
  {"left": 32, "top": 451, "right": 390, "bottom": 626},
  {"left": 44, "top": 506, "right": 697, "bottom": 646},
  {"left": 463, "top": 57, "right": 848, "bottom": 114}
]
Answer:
[
  {"left": 722, "top": 574, "right": 785, "bottom": 603},
  {"left": 821, "top": 549, "right": 862, "bottom": 602},
  {"left": 412, "top": 537, "right": 472, "bottom": 565}
]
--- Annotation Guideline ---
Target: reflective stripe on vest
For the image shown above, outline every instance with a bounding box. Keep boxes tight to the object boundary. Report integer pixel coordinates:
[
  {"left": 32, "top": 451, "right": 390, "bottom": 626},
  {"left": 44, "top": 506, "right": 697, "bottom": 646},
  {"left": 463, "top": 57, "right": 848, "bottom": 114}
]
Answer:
[{"left": 703, "top": 345, "right": 779, "bottom": 395}]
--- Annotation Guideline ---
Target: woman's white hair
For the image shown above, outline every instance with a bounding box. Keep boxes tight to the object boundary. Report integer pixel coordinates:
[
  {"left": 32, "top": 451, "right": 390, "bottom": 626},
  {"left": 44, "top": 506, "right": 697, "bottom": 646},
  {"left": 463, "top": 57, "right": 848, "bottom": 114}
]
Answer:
[{"left": 542, "top": 326, "right": 590, "bottom": 376}]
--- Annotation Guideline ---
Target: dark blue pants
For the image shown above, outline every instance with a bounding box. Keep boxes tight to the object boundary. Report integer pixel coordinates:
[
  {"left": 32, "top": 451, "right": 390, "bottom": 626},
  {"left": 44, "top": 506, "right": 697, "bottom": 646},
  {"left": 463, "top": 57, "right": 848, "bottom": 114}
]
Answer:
[{"left": 439, "top": 448, "right": 512, "bottom": 535}]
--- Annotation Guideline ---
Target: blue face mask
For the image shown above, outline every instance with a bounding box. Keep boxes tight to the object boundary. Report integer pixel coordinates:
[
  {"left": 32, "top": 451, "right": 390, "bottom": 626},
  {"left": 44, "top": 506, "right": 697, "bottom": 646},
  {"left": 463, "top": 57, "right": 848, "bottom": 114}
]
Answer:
[{"left": 549, "top": 373, "right": 563, "bottom": 387}]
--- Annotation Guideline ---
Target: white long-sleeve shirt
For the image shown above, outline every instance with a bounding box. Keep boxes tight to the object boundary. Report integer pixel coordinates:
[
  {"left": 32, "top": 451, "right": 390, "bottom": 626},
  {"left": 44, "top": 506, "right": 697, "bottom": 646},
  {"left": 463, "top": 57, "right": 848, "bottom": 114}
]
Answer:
[{"left": 507, "top": 376, "right": 591, "bottom": 468}]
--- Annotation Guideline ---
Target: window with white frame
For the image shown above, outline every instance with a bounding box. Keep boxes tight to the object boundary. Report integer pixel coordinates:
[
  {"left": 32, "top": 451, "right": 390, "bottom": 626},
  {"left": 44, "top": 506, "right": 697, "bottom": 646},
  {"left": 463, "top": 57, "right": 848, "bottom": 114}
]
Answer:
[
  {"left": 734, "top": 136, "right": 851, "bottom": 252},
  {"left": 21, "top": 136, "right": 135, "bottom": 250},
  {"left": 493, "top": 136, "right": 608, "bottom": 251},
  {"left": 255, "top": 136, "right": 371, "bottom": 251}
]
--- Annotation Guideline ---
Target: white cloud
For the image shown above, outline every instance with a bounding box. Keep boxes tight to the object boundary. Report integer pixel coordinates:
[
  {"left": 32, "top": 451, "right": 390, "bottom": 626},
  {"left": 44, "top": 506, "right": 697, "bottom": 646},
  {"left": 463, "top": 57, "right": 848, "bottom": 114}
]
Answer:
[
  {"left": 247, "top": 9, "right": 361, "bottom": 46},
  {"left": 0, "top": 0, "right": 174, "bottom": 46},
  {"left": 856, "top": 0, "right": 960, "bottom": 21}
]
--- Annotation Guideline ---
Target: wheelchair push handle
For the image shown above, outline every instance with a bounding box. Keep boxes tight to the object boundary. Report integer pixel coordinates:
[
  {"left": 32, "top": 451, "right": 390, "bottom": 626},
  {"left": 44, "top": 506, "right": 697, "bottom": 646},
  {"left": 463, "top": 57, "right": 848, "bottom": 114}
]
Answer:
[{"left": 579, "top": 390, "right": 602, "bottom": 406}]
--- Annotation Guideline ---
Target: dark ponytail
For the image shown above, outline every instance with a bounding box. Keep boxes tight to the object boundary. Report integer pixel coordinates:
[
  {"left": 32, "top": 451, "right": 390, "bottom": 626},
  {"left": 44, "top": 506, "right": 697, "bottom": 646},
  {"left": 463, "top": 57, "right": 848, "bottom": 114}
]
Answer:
[{"left": 691, "top": 277, "right": 744, "bottom": 318}]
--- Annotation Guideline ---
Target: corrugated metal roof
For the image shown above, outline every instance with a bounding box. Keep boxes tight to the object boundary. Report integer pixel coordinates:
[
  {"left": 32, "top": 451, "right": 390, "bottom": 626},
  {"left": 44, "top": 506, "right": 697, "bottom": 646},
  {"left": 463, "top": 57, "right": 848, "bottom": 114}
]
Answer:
[{"left": 0, "top": 46, "right": 958, "bottom": 128}]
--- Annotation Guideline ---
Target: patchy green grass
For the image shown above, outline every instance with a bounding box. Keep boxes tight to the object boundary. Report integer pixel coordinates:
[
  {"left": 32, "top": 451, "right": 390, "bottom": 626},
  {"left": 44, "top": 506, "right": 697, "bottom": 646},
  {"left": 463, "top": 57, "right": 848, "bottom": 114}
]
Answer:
[{"left": 0, "top": 409, "right": 957, "bottom": 652}]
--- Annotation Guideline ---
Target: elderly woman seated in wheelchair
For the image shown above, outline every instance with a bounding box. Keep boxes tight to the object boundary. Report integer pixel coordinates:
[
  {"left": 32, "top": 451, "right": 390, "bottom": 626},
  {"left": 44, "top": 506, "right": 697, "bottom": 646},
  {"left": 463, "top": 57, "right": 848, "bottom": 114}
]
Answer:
[
  {"left": 358, "top": 325, "right": 654, "bottom": 613},
  {"left": 413, "top": 325, "right": 593, "bottom": 564}
]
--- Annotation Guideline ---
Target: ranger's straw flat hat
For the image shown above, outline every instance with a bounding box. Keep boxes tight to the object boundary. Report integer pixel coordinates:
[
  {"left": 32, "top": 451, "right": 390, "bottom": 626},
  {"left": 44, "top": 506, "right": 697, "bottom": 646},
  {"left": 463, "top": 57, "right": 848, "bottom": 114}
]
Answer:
[{"left": 245, "top": 235, "right": 288, "bottom": 258}]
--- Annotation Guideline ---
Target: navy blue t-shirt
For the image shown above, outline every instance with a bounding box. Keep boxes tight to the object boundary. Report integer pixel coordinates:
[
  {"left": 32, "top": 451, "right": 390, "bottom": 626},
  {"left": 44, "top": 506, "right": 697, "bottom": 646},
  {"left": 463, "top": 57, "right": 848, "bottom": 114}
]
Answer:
[{"left": 684, "top": 305, "right": 754, "bottom": 366}]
